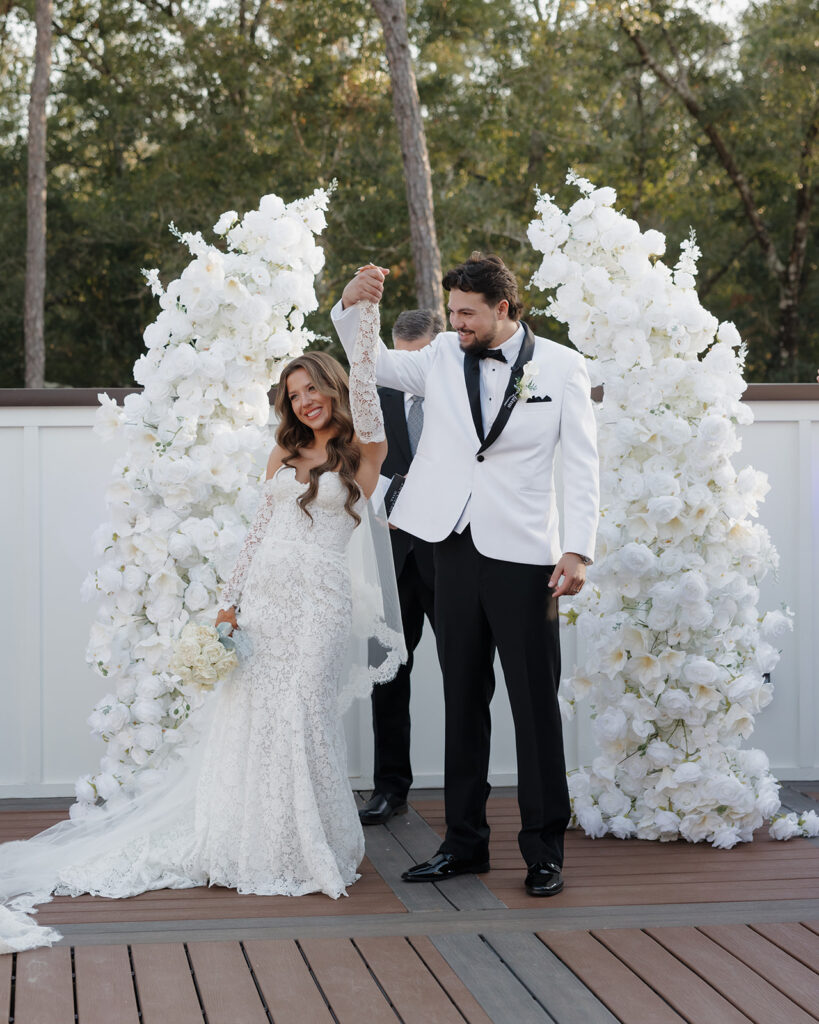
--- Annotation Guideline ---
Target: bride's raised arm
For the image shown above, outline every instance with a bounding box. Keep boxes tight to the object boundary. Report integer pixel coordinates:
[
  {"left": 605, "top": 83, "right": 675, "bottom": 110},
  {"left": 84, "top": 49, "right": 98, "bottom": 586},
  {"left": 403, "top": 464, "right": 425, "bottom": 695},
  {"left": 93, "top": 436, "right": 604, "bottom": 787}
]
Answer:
[{"left": 349, "top": 301, "right": 388, "bottom": 499}]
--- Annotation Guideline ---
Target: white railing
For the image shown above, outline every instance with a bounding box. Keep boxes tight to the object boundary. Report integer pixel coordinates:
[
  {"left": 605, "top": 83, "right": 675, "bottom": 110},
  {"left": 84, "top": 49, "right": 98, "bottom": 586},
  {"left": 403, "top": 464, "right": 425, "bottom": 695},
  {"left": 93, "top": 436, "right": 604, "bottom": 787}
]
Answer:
[{"left": 1, "top": 392, "right": 817, "bottom": 797}]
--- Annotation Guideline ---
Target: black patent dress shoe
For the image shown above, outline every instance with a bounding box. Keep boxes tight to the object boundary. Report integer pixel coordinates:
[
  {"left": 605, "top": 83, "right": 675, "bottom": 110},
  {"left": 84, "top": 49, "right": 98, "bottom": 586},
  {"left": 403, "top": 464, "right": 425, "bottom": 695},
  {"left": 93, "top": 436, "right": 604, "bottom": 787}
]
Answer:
[
  {"left": 401, "top": 851, "right": 490, "bottom": 883},
  {"left": 358, "top": 792, "right": 408, "bottom": 826},
  {"left": 524, "top": 861, "right": 564, "bottom": 897}
]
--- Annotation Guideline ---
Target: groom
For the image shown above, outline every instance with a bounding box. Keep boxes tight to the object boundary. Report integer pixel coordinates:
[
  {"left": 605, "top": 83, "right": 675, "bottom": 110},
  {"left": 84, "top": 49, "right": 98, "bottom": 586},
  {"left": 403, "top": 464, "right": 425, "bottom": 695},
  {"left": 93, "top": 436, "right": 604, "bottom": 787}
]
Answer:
[{"left": 332, "top": 254, "right": 599, "bottom": 896}]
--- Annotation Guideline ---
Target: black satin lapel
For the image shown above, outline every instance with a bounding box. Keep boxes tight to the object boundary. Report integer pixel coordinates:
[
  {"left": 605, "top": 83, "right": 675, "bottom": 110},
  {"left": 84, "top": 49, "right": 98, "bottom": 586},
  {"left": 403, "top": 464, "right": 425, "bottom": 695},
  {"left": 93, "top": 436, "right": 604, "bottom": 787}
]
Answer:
[
  {"left": 477, "top": 322, "right": 536, "bottom": 455},
  {"left": 383, "top": 388, "right": 412, "bottom": 465},
  {"left": 463, "top": 352, "right": 485, "bottom": 443}
]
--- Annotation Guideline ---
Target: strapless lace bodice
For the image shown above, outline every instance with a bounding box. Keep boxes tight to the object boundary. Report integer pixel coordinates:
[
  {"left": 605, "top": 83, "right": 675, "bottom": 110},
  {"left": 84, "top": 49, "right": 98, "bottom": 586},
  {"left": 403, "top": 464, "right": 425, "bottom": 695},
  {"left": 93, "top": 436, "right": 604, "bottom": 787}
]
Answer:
[{"left": 262, "top": 465, "right": 362, "bottom": 555}]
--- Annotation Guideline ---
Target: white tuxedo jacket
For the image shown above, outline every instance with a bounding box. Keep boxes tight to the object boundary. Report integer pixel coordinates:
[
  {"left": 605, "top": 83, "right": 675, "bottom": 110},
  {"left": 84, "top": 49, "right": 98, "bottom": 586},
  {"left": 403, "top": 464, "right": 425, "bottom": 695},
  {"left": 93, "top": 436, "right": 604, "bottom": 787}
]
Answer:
[{"left": 332, "top": 300, "right": 599, "bottom": 566}]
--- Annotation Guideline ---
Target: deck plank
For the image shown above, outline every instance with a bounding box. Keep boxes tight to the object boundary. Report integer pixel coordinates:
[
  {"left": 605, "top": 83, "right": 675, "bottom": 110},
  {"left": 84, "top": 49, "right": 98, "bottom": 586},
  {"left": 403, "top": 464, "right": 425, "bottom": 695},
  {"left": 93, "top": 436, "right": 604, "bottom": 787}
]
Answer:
[
  {"left": 431, "top": 932, "right": 552, "bottom": 1024},
  {"left": 539, "top": 930, "right": 685, "bottom": 1024},
  {"left": 363, "top": 821, "right": 453, "bottom": 912},
  {"left": 385, "top": 806, "right": 504, "bottom": 911},
  {"left": 186, "top": 941, "right": 268, "bottom": 1024},
  {"left": 591, "top": 928, "right": 749, "bottom": 1024},
  {"left": 748, "top": 921, "right": 819, "bottom": 970},
  {"left": 699, "top": 924, "right": 819, "bottom": 1015},
  {"left": 355, "top": 935, "right": 465, "bottom": 1024},
  {"left": 244, "top": 939, "right": 334, "bottom": 1024},
  {"left": 0, "top": 954, "right": 10, "bottom": 1024},
  {"left": 484, "top": 930, "right": 619, "bottom": 1024},
  {"left": 299, "top": 937, "right": 398, "bottom": 1023},
  {"left": 646, "top": 926, "right": 815, "bottom": 1024},
  {"left": 74, "top": 945, "right": 140, "bottom": 1024},
  {"left": 14, "top": 947, "right": 74, "bottom": 1024},
  {"left": 130, "top": 943, "right": 203, "bottom": 1024},
  {"left": 407, "top": 936, "right": 495, "bottom": 1024}
]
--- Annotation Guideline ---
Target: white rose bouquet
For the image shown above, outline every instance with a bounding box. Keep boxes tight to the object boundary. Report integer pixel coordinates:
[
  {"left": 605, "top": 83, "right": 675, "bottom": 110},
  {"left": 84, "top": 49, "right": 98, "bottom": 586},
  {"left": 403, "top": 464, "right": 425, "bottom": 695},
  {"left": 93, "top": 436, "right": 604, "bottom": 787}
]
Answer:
[{"left": 169, "top": 622, "right": 247, "bottom": 691}]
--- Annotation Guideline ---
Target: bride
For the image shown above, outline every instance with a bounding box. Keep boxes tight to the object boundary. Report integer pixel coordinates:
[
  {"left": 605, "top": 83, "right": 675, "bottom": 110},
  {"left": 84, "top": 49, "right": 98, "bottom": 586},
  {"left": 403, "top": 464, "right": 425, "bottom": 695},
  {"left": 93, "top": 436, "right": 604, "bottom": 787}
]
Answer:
[{"left": 0, "top": 300, "right": 404, "bottom": 954}]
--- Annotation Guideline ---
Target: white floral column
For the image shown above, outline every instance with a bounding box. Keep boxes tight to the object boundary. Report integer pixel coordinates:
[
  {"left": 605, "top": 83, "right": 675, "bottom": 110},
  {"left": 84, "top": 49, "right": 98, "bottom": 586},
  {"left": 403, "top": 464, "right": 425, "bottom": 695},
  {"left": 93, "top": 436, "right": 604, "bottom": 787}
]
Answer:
[
  {"left": 528, "top": 172, "right": 814, "bottom": 847},
  {"left": 76, "top": 189, "right": 331, "bottom": 814}
]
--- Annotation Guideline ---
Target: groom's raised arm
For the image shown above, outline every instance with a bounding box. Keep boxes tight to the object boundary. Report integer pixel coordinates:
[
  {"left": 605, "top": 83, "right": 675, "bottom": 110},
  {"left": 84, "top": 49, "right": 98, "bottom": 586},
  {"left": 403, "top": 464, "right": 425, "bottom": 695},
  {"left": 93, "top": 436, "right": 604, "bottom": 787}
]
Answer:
[{"left": 331, "top": 268, "right": 436, "bottom": 397}]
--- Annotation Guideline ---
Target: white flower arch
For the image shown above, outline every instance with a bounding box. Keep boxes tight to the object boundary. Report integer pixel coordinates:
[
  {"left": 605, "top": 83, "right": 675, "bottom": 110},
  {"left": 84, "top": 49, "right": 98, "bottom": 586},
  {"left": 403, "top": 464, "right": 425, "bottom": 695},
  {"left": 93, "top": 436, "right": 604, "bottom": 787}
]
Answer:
[
  {"left": 76, "top": 187, "right": 332, "bottom": 814},
  {"left": 529, "top": 172, "right": 815, "bottom": 845}
]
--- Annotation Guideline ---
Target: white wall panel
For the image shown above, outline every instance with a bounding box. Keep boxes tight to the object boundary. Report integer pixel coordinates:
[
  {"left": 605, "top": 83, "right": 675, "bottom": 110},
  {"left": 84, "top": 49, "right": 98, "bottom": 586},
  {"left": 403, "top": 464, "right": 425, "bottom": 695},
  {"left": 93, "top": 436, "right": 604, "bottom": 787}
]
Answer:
[
  {"left": 0, "top": 427, "right": 26, "bottom": 785},
  {"left": 0, "top": 399, "right": 816, "bottom": 797}
]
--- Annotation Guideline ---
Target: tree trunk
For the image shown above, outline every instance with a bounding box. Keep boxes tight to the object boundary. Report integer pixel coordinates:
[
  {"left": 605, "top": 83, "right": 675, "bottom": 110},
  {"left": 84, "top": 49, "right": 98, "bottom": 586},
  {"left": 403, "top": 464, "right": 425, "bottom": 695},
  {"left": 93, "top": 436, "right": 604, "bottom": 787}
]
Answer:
[
  {"left": 24, "top": 0, "right": 53, "bottom": 388},
  {"left": 371, "top": 0, "right": 445, "bottom": 318}
]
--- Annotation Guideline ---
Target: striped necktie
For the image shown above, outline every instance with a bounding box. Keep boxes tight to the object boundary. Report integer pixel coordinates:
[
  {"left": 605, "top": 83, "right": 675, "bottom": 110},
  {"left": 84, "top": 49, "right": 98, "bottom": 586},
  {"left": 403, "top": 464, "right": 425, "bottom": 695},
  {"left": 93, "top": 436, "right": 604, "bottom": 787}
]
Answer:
[{"left": 407, "top": 395, "right": 424, "bottom": 457}]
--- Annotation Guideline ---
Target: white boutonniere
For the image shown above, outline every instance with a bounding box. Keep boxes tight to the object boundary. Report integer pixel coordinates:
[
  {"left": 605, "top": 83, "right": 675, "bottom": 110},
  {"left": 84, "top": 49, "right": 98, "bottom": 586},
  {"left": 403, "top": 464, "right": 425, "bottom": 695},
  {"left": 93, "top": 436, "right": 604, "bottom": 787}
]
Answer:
[{"left": 515, "top": 361, "right": 539, "bottom": 402}]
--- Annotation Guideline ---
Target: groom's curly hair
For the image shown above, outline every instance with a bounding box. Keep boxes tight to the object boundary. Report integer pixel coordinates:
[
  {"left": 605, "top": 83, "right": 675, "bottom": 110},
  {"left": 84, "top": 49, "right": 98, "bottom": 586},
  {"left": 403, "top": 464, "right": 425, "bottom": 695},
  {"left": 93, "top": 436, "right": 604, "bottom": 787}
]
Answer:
[
  {"left": 275, "top": 352, "right": 362, "bottom": 525},
  {"left": 442, "top": 252, "right": 523, "bottom": 319}
]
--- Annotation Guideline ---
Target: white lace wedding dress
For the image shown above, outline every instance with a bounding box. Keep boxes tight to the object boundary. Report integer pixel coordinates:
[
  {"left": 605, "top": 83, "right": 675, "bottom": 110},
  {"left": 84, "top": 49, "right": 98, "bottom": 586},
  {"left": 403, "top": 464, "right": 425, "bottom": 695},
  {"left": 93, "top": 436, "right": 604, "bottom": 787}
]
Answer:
[{"left": 0, "top": 301, "right": 403, "bottom": 954}]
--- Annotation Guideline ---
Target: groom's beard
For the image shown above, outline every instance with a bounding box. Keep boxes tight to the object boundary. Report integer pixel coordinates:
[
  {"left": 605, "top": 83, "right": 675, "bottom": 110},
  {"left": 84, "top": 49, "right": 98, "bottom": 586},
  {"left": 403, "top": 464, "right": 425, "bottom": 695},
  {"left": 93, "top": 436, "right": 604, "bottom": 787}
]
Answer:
[{"left": 458, "top": 325, "right": 501, "bottom": 353}]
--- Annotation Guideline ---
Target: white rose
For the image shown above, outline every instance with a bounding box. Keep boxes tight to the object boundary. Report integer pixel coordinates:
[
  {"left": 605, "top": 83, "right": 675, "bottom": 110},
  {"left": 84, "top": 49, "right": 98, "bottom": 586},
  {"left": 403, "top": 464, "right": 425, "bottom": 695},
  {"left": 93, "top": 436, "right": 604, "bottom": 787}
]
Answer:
[
  {"left": 760, "top": 609, "right": 793, "bottom": 640},
  {"left": 799, "top": 811, "right": 819, "bottom": 837},
  {"left": 595, "top": 707, "right": 628, "bottom": 743},
  {"left": 726, "top": 672, "right": 762, "bottom": 703},
  {"left": 213, "top": 210, "right": 239, "bottom": 235},
  {"left": 599, "top": 789, "right": 630, "bottom": 816},
  {"left": 755, "top": 784, "right": 780, "bottom": 819},
  {"left": 131, "top": 697, "right": 164, "bottom": 724},
  {"left": 609, "top": 814, "right": 636, "bottom": 839},
  {"left": 75, "top": 774, "right": 97, "bottom": 803},
  {"left": 646, "top": 740, "right": 675, "bottom": 767},
  {"left": 769, "top": 815, "right": 801, "bottom": 840},
  {"left": 575, "top": 804, "right": 607, "bottom": 838},
  {"left": 619, "top": 542, "right": 656, "bottom": 577},
  {"left": 711, "top": 826, "right": 741, "bottom": 849},
  {"left": 717, "top": 321, "right": 742, "bottom": 347},
  {"left": 654, "top": 809, "right": 680, "bottom": 835},
  {"left": 568, "top": 772, "right": 592, "bottom": 799},
  {"left": 567, "top": 197, "right": 595, "bottom": 223},
  {"left": 671, "top": 762, "right": 703, "bottom": 784},
  {"left": 647, "top": 496, "right": 683, "bottom": 524},
  {"left": 642, "top": 229, "right": 666, "bottom": 256},
  {"left": 184, "top": 581, "right": 211, "bottom": 612},
  {"left": 134, "top": 723, "right": 163, "bottom": 751}
]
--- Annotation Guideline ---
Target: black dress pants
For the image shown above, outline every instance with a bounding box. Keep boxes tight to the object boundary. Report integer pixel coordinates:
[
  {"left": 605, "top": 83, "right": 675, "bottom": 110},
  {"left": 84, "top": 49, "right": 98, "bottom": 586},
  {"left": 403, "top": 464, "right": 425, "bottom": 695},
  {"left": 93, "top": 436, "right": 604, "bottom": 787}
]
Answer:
[
  {"left": 433, "top": 527, "right": 570, "bottom": 868},
  {"left": 371, "top": 550, "right": 435, "bottom": 800}
]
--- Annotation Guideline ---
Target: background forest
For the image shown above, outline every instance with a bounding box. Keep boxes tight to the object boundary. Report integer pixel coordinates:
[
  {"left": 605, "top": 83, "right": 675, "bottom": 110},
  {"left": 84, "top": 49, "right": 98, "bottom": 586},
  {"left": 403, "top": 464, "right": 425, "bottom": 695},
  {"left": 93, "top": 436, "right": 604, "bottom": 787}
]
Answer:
[{"left": 1, "top": 0, "right": 817, "bottom": 386}]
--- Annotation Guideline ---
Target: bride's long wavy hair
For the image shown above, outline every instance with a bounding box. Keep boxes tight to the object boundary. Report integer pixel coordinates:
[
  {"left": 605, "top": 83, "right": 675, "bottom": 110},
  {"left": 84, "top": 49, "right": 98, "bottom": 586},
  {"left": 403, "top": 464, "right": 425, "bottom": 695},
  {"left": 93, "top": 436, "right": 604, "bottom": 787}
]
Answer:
[{"left": 274, "top": 352, "right": 362, "bottom": 524}]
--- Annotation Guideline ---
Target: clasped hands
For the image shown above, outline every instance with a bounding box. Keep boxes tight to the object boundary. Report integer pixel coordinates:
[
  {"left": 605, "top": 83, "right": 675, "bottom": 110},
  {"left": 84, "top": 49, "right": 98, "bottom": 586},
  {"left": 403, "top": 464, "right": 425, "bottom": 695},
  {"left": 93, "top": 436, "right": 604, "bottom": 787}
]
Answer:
[{"left": 341, "top": 264, "right": 390, "bottom": 309}]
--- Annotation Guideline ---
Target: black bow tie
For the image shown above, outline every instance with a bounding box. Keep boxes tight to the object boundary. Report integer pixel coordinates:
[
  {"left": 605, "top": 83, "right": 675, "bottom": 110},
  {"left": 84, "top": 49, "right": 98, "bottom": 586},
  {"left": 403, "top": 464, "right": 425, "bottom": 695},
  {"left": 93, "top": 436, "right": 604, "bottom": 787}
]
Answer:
[{"left": 476, "top": 348, "right": 507, "bottom": 362}]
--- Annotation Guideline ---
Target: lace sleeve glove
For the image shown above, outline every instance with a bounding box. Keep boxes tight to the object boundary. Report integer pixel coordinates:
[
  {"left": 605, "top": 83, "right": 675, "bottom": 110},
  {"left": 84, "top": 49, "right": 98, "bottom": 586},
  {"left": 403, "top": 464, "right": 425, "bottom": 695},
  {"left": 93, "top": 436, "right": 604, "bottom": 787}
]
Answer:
[
  {"left": 349, "top": 301, "right": 386, "bottom": 444},
  {"left": 220, "top": 485, "right": 276, "bottom": 610}
]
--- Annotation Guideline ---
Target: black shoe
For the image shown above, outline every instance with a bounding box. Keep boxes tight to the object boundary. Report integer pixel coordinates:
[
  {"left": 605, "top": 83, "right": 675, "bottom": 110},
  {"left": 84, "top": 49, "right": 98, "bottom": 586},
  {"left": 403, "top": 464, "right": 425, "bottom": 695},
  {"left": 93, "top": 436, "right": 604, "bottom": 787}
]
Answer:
[
  {"left": 358, "top": 792, "right": 408, "bottom": 826},
  {"left": 524, "top": 861, "right": 564, "bottom": 897},
  {"left": 401, "top": 851, "right": 490, "bottom": 883}
]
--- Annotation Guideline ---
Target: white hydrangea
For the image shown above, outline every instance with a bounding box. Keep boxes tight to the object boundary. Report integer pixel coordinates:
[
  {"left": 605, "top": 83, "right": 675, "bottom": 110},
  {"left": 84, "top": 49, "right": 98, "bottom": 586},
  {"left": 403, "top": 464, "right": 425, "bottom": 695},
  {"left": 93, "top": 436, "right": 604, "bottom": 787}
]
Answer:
[{"left": 529, "top": 172, "right": 794, "bottom": 848}]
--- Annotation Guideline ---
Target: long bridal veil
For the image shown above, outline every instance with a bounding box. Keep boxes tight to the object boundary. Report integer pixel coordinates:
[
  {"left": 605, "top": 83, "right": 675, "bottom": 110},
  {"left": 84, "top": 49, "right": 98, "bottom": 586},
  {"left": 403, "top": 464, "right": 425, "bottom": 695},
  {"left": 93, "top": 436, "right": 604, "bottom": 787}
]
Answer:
[{"left": 0, "top": 492, "right": 405, "bottom": 955}]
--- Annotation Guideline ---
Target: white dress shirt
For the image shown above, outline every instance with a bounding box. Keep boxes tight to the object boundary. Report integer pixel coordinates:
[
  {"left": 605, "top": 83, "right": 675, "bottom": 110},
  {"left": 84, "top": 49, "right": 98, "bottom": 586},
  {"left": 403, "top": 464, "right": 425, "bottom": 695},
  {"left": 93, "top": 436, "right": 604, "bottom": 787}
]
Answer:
[{"left": 454, "top": 324, "right": 524, "bottom": 532}]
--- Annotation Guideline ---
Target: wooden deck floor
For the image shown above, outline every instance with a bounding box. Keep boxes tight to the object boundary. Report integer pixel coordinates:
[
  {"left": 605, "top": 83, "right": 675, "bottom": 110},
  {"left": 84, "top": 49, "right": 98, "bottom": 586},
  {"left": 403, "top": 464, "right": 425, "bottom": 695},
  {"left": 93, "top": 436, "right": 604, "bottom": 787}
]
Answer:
[{"left": 1, "top": 783, "right": 817, "bottom": 1023}]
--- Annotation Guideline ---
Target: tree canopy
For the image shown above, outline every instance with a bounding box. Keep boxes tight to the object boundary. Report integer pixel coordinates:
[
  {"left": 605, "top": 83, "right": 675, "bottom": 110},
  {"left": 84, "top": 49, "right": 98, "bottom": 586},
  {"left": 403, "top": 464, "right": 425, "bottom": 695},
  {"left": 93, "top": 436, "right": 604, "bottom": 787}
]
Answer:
[{"left": 1, "top": 0, "right": 816, "bottom": 384}]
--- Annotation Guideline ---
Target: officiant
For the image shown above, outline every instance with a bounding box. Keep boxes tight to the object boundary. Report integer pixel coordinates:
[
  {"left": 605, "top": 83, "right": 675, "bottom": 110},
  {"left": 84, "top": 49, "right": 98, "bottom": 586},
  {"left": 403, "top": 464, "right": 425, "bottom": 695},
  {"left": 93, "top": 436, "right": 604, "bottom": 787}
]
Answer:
[{"left": 359, "top": 308, "right": 445, "bottom": 827}]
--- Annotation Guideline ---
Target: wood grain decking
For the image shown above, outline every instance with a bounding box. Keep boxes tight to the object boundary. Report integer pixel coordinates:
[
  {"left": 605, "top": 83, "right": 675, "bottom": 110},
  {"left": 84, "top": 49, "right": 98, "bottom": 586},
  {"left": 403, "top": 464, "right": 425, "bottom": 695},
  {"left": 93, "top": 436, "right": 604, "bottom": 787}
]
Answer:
[
  {"left": 1, "top": 784, "right": 817, "bottom": 1023},
  {"left": 413, "top": 796, "right": 819, "bottom": 909}
]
